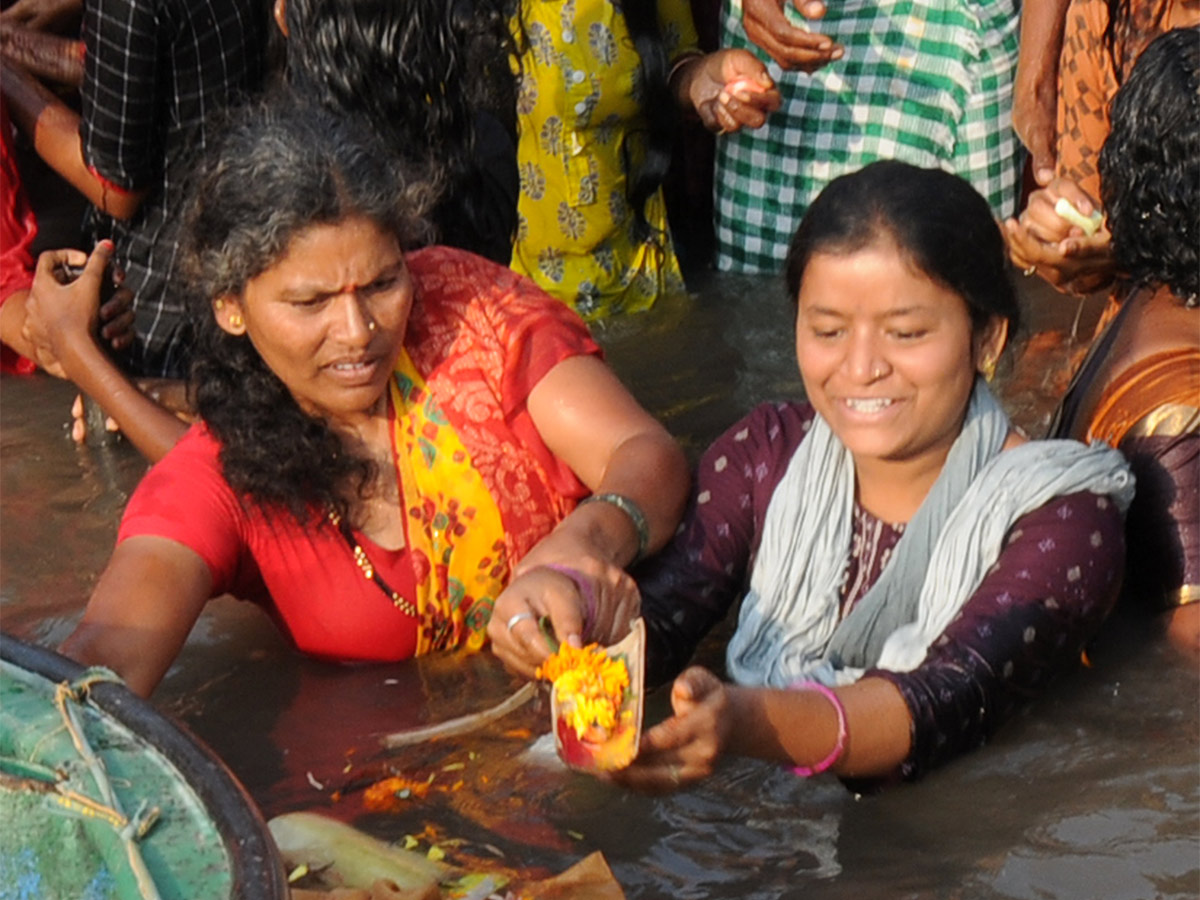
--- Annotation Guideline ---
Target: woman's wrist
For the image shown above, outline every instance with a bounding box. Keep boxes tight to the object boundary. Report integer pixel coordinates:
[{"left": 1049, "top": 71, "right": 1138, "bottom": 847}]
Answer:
[
  {"left": 579, "top": 492, "right": 650, "bottom": 563},
  {"left": 668, "top": 51, "right": 706, "bottom": 110}
]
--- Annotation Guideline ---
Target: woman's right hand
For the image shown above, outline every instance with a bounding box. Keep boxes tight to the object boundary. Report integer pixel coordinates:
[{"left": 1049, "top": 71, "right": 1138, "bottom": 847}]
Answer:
[{"left": 487, "top": 536, "right": 640, "bottom": 679}]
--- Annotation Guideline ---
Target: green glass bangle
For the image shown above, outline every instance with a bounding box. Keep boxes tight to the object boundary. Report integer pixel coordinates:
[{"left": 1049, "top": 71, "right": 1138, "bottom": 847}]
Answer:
[{"left": 580, "top": 492, "right": 650, "bottom": 563}]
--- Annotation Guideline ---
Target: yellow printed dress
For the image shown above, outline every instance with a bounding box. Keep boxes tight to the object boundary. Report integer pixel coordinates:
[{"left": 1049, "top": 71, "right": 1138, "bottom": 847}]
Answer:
[{"left": 510, "top": 0, "right": 698, "bottom": 319}]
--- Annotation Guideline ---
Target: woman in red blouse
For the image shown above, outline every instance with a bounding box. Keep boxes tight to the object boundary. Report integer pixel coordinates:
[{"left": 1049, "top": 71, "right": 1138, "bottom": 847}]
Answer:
[{"left": 57, "top": 97, "right": 688, "bottom": 697}]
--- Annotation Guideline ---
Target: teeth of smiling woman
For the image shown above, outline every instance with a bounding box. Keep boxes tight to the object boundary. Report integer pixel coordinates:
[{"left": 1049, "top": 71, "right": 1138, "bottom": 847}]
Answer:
[
  {"left": 844, "top": 398, "right": 893, "bottom": 413},
  {"left": 333, "top": 361, "right": 370, "bottom": 371}
]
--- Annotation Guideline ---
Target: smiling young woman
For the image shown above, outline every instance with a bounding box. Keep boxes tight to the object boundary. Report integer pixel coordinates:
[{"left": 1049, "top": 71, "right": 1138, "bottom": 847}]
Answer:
[
  {"left": 620, "top": 162, "right": 1134, "bottom": 793},
  {"left": 57, "top": 97, "right": 689, "bottom": 697}
]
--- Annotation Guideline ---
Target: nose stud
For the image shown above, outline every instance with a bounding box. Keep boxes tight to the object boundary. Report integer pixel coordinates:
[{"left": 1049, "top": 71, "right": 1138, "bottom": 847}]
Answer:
[
  {"left": 366, "top": 320, "right": 377, "bottom": 332},
  {"left": 871, "top": 365, "right": 885, "bottom": 380}
]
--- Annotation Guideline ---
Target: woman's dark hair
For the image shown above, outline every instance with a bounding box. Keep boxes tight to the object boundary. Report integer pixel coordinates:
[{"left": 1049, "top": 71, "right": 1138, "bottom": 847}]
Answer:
[
  {"left": 181, "top": 97, "right": 436, "bottom": 524},
  {"left": 282, "top": 0, "right": 518, "bottom": 262},
  {"left": 1099, "top": 27, "right": 1200, "bottom": 306},
  {"left": 620, "top": 2, "right": 677, "bottom": 247},
  {"left": 784, "top": 160, "right": 1021, "bottom": 338}
]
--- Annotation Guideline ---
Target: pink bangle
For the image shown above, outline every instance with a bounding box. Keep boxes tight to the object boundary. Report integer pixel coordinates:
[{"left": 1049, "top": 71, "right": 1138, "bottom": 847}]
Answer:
[
  {"left": 789, "top": 682, "right": 848, "bottom": 777},
  {"left": 541, "top": 564, "right": 597, "bottom": 640}
]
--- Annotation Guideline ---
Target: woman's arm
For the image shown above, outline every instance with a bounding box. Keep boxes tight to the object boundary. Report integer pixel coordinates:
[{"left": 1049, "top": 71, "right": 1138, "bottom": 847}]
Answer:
[
  {"left": 619, "top": 488, "right": 1125, "bottom": 791},
  {"left": 614, "top": 668, "right": 911, "bottom": 792},
  {"left": 0, "top": 58, "right": 145, "bottom": 218},
  {"left": 22, "top": 244, "right": 189, "bottom": 460},
  {"left": 59, "top": 535, "right": 214, "bottom": 697},
  {"left": 871, "top": 490, "right": 1125, "bottom": 780},
  {"left": 487, "top": 354, "right": 689, "bottom": 676}
]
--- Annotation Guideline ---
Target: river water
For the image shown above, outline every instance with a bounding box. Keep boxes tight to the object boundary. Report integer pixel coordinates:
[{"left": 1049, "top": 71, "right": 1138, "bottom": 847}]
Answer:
[{"left": 1, "top": 265, "right": 1196, "bottom": 898}]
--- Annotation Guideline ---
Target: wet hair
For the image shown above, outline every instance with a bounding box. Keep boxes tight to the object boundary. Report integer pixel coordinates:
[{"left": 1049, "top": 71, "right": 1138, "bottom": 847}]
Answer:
[
  {"left": 281, "top": 0, "right": 518, "bottom": 261},
  {"left": 620, "top": 2, "right": 676, "bottom": 247},
  {"left": 784, "top": 160, "right": 1021, "bottom": 338},
  {"left": 181, "top": 97, "right": 436, "bottom": 523},
  {"left": 1099, "top": 27, "right": 1200, "bottom": 306}
]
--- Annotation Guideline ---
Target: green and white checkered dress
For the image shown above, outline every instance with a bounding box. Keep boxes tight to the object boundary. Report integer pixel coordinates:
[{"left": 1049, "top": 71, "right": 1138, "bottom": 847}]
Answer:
[{"left": 715, "top": 0, "right": 1021, "bottom": 273}]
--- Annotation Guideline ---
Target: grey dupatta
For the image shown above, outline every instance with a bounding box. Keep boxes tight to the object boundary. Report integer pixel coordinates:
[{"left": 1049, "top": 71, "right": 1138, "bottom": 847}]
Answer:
[{"left": 725, "top": 380, "right": 1135, "bottom": 688}]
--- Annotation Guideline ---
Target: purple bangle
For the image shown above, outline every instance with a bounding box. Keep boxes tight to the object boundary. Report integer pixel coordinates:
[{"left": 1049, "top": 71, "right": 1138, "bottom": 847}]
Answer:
[
  {"left": 789, "top": 681, "right": 848, "bottom": 777},
  {"left": 541, "top": 563, "right": 598, "bottom": 640}
]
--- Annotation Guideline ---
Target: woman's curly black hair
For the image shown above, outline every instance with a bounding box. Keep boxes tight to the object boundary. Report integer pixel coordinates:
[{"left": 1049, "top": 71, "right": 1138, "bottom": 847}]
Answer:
[
  {"left": 1099, "top": 27, "right": 1200, "bottom": 306},
  {"left": 281, "top": 0, "right": 519, "bottom": 263},
  {"left": 180, "top": 96, "right": 436, "bottom": 524},
  {"left": 784, "top": 160, "right": 1021, "bottom": 339}
]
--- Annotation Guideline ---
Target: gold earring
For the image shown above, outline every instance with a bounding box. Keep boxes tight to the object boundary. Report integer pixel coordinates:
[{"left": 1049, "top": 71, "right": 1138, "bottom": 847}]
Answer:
[
  {"left": 214, "top": 298, "right": 225, "bottom": 311},
  {"left": 230, "top": 314, "right": 244, "bottom": 329},
  {"left": 980, "top": 356, "right": 997, "bottom": 382}
]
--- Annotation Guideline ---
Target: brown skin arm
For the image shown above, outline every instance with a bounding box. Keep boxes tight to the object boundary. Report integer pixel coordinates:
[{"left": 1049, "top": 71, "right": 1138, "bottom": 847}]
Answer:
[
  {"left": 1165, "top": 604, "right": 1200, "bottom": 664},
  {"left": 1013, "top": 0, "right": 1071, "bottom": 183},
  {"left": 487, "top": 355, "right": 689, "bottom": 678},
  {"left": 613, "top": 667, "right": 912, "bottom": 792},
  {"left": 0, "top": 58, "right": 145, "bottom": 219},
  {"left": 59, "top": 536, "right": 214, "bottom": 697},
  {"left": 0, "top": 288, "right": 58, "bottom": 371},
  {"left": 22, "top": 245, "right": 189, "bottom": 461}
]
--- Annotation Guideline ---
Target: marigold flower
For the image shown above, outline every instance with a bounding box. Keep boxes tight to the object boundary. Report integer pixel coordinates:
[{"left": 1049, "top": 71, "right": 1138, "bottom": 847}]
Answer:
[{"left": 537, "top": 642, "right": 630, "bottom": 741}]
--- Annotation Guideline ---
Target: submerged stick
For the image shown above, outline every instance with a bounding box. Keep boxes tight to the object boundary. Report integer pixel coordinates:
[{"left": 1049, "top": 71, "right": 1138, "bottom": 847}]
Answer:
[{"left": 379, "top": 682, "right": 537, "bottom": 749}]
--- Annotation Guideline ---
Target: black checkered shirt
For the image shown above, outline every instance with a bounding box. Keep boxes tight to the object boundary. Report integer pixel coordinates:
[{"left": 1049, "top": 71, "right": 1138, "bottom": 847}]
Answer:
[{"left": 80, "top": 0, "right": 266, "bottom": 377}]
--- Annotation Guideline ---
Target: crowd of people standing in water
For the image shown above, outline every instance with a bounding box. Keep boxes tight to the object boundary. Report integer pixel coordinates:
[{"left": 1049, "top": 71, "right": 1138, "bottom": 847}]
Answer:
[{"left": 0, "top": 0, "right": 1195, "bottom": 796}]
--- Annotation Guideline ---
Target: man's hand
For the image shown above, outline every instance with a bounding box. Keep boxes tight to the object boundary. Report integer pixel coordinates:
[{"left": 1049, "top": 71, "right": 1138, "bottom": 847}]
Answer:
[{"left": 742, "top": 0, "right": 842, "bottom": 72}]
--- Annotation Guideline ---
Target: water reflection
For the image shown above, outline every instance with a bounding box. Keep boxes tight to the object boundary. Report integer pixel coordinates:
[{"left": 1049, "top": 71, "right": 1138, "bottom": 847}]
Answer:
[{"left": 0, "top": 269, "right": 1196, "bottom": 898}]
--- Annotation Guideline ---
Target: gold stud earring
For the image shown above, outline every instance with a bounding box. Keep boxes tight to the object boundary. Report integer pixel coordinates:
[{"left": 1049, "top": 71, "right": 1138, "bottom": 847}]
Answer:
[
  {"left": 214, "top": 298, "right": 225, "bottom": 311},
  {"left": 980, "top": 356, "right": 997, "bottom": 382},
  {"left": 230, "top": 314, "right": 244, "bottom": 329}
]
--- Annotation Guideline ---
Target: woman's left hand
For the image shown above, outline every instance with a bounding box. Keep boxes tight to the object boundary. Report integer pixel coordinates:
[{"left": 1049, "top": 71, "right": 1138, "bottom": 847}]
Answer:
[
  {"left": 680, "top": 49, "right": 782, "bottom": 135},
  {"left": 610, "top": 666, "right": 733, "bottom": 793},
  {"left": 487, "top": 530, "right": 640, "bottom": 679}
]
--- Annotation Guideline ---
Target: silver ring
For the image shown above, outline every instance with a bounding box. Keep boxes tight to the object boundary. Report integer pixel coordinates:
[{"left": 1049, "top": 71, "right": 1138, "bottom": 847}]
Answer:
[{"left": 505, "top": 611, "right": 535, "bottom": 632}]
